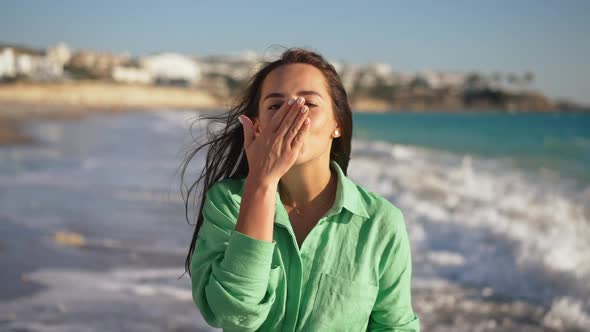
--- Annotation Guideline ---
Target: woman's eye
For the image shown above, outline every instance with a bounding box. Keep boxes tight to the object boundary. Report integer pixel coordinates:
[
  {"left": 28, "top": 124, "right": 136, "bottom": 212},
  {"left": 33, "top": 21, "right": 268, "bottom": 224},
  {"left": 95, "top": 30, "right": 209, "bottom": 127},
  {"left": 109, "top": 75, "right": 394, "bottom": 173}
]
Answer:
[{"left": 268, "top": 102, "right": 315, "bottom": 110}]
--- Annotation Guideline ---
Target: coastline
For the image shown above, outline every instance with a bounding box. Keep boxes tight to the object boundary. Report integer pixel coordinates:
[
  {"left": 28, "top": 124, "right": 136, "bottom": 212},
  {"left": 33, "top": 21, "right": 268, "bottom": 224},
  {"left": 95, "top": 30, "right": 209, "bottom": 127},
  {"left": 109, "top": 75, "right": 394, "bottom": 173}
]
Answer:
[
  {"left": 0, "top": 81, "right": 220, "bottom": 112},
  {"left": 1, "top": 82, "right": 587, "bottom": 116},
  {"left": 0, "top": 81, "right": 587, "bottom": 145},
  {"left": 0, "top": 82, "right": 218, "bottom": 145}
]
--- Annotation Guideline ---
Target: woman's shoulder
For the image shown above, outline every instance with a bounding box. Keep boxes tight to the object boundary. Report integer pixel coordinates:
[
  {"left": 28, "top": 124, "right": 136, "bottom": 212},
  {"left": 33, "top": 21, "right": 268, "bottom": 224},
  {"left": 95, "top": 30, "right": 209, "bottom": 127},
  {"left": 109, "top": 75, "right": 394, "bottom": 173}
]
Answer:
[
  {"left": 204, "top": 177, "right": 247, "bottom": 208},
  {"left": 201, "top": 178, "right": 247, "bottom": 228},
  {"left": 351, "top": 184, "right": 412, "bottom": 259},
  {"left": 207, "top": 177, "right": 245, "bottom": 195},
  {"left": 353, "top": 182, "right": 407, "bottom": 232}
]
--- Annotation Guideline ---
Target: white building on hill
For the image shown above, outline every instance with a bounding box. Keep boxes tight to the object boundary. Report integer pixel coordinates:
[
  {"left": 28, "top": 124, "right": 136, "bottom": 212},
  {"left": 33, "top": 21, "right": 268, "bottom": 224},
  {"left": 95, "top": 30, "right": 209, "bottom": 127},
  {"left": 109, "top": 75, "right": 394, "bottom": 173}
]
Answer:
[
  {"left": 0, "top": 48, "right": 16, "bottom": 78},
  {"left": 141, "top": 53, "right": 201, "bottom": 86},
  {"left": 0, "top": 43, "right": 68, "bottom": 81}
]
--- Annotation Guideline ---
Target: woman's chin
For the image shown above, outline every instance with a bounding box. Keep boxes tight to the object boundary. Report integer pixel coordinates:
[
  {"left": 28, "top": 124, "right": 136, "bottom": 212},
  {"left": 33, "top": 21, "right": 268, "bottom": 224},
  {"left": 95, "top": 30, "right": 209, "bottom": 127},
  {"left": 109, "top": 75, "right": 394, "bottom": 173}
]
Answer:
[{"left": 293, "top": 151, "right": 307, "bottom": 165}]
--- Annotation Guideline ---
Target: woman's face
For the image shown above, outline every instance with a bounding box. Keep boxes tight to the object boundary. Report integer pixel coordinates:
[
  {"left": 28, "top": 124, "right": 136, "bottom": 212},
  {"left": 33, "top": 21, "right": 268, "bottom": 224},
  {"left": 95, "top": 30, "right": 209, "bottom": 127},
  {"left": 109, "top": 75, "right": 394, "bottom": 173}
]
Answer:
[{"left": 254, "top": 63, "right": 341, "bottom": 164}]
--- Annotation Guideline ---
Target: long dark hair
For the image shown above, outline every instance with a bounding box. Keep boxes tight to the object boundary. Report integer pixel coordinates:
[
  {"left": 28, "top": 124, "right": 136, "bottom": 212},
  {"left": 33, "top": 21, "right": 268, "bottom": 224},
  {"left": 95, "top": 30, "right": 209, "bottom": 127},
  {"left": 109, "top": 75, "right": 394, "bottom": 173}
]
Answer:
[{"left": 179, "top": 47, "right": 354, "bottom": 277}]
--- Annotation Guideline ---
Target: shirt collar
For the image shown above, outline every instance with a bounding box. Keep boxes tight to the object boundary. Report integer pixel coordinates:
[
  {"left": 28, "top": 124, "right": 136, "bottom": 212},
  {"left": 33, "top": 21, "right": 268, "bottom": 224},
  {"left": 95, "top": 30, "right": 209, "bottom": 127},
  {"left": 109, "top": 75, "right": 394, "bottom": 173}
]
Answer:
[
  {"left": 266, "top": 159, "right": 370, "bottom": 224},
  {"left": 327, "top": 159, "right": 370, "bottom": 219}
]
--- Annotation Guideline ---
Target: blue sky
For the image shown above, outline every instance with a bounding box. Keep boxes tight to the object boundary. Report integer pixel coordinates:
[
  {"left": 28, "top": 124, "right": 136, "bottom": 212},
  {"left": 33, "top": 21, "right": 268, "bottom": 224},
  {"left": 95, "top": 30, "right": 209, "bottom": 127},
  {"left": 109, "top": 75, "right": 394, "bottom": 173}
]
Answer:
[{"left": 1, "top": 0, "right": 589, "bottom": 103}]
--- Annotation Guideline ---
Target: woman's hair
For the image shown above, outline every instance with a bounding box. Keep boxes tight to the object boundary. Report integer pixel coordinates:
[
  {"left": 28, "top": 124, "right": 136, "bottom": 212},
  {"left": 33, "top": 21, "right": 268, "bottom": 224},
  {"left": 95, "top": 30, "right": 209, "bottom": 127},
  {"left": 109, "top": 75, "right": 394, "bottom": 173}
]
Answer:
[{"left": 180, "top": 47, "right": 354, "bottom": 277}]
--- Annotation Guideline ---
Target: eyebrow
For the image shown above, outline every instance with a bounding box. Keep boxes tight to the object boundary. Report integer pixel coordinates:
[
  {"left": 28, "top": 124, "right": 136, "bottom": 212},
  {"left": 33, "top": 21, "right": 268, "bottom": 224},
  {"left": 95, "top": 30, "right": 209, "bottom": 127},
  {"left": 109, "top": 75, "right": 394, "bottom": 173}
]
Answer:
[{"left": 262, "top": 90, "right": 324, "bottom": 102}]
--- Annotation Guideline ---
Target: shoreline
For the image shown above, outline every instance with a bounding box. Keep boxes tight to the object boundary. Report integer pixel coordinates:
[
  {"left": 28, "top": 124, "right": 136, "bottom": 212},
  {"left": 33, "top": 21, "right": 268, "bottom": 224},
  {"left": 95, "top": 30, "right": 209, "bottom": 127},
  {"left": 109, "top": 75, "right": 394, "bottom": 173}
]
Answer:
[
  {"left": 0, "top": 81, "right": 220, "bottom": 111},
  {"left": 0, "top": 99, "right": 587, "bottom": 146},
  {"left": 0, "top": 81, "right": 587, "bottom": 145},
  {"left": 1, "top": 82, "right": 587, "bottom": 114}
]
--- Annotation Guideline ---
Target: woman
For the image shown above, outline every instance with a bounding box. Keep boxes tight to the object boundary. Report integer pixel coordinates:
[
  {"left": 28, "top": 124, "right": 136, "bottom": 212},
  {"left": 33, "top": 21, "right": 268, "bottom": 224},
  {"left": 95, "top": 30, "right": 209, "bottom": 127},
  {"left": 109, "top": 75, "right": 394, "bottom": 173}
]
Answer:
[{"left": 181, "top": 48, "right": 420, "bottom": 331}]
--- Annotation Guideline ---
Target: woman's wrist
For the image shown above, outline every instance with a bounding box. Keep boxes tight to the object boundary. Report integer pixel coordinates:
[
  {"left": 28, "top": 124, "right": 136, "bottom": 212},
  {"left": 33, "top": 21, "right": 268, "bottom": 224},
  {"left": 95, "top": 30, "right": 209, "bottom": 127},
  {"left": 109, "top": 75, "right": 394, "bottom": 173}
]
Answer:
[{"left": 245, "top": 173, "right": 279, "bottom": 190}]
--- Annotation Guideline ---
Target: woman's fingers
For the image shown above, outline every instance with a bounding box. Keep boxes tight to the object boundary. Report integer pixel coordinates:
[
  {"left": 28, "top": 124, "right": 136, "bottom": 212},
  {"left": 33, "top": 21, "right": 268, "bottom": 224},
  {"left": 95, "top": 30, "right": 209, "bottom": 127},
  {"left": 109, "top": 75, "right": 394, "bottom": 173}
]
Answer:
[
  {"left": 284, "top": 104, "right": 309, "bottom": 149},
  {"left": 238, "top": 115, "right": 255, "bottom": 149},
  {"left": 270, "top": 97, "right": 297, "bottom": 133},
  {"left": 276, "top": 96, "right": 305, "bottom": 138},
  {"left": 291, "top": 116, "right": 311, "bottom": 150}
]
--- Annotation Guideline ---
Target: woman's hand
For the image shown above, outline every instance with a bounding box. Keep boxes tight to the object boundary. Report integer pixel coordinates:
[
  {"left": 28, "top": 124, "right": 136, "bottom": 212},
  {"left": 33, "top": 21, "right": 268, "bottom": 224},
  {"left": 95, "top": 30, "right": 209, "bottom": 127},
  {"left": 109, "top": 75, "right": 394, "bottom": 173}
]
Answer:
[{"left": 238, "top": 96, "right": 311, "bottom": 184}]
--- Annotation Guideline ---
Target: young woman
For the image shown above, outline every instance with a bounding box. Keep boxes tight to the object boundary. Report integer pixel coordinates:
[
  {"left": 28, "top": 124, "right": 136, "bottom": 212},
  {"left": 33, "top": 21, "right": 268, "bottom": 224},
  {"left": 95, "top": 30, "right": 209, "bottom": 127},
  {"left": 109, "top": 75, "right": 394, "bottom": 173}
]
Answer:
[{"left": 181, "top": 48, "right": 420, "bottom": 331}]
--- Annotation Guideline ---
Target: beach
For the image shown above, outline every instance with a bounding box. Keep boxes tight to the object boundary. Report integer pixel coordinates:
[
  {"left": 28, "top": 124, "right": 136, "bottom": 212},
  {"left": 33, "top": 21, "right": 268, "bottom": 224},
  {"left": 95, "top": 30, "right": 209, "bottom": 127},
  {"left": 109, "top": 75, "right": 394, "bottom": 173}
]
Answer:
[
  {"left": 0, "top": 82, "right": 220, "bottom": 111},
  {"left": 0, "top": 108, "right": 589, "bottom": 331}
]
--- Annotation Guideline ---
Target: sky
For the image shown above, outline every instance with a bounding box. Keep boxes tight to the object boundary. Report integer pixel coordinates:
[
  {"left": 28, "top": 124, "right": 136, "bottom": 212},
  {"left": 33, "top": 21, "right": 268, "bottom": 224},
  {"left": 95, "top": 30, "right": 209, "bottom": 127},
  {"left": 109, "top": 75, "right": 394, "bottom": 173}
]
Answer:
[{"left": 1, "top": 0, "right": 589, "bottom": 104}]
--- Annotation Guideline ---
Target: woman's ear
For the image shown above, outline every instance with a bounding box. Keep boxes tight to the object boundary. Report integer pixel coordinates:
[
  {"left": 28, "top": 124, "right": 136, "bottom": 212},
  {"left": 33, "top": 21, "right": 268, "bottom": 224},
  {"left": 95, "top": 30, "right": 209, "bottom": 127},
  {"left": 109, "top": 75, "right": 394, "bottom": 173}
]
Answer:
[{"left": 252, "top": 117, "right": 261, "bottom": 137}]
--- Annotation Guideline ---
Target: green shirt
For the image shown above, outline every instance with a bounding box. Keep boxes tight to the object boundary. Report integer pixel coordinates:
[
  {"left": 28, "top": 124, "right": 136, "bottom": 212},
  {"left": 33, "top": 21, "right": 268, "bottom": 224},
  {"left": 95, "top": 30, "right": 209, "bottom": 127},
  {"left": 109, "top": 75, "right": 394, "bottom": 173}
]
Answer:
[{"left": 190, "top": 160, "right": 420, "bottom": 331}]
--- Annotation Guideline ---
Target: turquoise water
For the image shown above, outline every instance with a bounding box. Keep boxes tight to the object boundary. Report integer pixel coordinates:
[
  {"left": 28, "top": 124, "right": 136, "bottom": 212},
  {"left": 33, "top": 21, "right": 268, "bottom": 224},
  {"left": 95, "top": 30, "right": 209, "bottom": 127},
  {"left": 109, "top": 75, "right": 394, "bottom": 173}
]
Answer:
[{"left": 352, "top": 111, "right": 590, "bottom": 186}]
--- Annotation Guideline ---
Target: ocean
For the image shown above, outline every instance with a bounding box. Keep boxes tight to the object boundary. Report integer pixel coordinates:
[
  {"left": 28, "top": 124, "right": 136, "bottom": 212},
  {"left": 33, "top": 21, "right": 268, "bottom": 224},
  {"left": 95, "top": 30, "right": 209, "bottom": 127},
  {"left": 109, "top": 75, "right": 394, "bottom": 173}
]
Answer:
[
  {"left": 349, "top": 111, "right": 590, "bottom": 330},
  {"left": 353, "top": 111, "right": 590, "bottom": 186},
  {"left": 0, "top": 109, "right": 588, "bottom": 331}
]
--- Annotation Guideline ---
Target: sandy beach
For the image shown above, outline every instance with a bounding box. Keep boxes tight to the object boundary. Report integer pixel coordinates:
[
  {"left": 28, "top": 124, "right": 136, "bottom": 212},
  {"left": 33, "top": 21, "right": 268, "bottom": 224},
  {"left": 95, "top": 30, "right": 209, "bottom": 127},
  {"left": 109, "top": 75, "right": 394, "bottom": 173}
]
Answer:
[
  {"left": 0, "top": 81, "right": 220, "bottom": 111},
  {"left": 0, "top": 81, "right": 221, "bottom": 145}
]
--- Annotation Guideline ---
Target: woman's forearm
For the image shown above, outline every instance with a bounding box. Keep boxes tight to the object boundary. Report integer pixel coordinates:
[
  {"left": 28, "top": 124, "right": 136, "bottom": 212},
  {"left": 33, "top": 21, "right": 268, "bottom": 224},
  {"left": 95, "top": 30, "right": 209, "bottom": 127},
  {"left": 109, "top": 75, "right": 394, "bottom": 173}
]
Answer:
[{"left": 234, "top": 174, "right": 278, "bottom": 243}]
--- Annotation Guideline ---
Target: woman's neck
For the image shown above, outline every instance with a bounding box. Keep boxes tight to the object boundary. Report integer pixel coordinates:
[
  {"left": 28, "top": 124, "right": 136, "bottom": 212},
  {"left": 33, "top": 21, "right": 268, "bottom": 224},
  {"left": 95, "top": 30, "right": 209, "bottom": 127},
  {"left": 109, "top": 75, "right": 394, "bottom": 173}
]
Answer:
[{"left": 278, "top": 157, "right": 336, "bottom": 210}]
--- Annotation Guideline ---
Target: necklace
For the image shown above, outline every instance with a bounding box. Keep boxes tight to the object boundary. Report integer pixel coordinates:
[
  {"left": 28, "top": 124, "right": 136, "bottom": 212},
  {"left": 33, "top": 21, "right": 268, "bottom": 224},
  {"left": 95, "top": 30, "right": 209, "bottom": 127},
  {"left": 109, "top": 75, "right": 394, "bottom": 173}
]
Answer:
[{"left": 279, "top": 174, "right": 335, "bottom": 217}]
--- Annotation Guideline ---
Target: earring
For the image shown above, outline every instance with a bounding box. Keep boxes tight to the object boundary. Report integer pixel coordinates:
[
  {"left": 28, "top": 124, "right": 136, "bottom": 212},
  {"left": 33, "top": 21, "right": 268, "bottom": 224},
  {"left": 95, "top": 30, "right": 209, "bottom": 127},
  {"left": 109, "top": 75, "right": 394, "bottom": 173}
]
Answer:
[{"left": 334, "top": 129, "right": 340, "bottom": 137}]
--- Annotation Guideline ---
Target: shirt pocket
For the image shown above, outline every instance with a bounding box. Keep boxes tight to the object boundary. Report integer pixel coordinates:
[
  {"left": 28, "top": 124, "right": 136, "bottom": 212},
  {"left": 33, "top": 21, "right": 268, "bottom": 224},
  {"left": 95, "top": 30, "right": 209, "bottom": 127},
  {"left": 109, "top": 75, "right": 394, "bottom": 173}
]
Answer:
[{"left": 307, "top": 272, "right": 379, "bottom": 332}]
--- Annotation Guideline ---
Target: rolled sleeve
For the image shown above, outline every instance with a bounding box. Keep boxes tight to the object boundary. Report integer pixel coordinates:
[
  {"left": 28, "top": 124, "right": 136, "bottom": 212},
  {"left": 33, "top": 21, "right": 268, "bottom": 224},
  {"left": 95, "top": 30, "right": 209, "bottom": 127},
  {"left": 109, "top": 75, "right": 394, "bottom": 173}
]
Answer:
[
  {"left": 190, "top": 180, "right": 280, "bottom": 330},
  {"left": 220, "top": 230, "right": 276, "bottom": 280}
]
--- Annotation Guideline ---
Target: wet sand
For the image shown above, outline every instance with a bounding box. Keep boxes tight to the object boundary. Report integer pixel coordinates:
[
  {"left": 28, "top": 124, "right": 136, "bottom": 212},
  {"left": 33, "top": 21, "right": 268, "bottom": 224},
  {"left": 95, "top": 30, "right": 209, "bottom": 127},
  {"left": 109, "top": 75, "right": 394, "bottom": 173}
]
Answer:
[
  {"left": 0, "top": 117, "right": 33, "bottom": 145},
  {"left": 0, "top": 102, "right": 90, "bottom": 145},
  {"left": 0, "top": 100, "right": 215, "bottom": 145}
]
